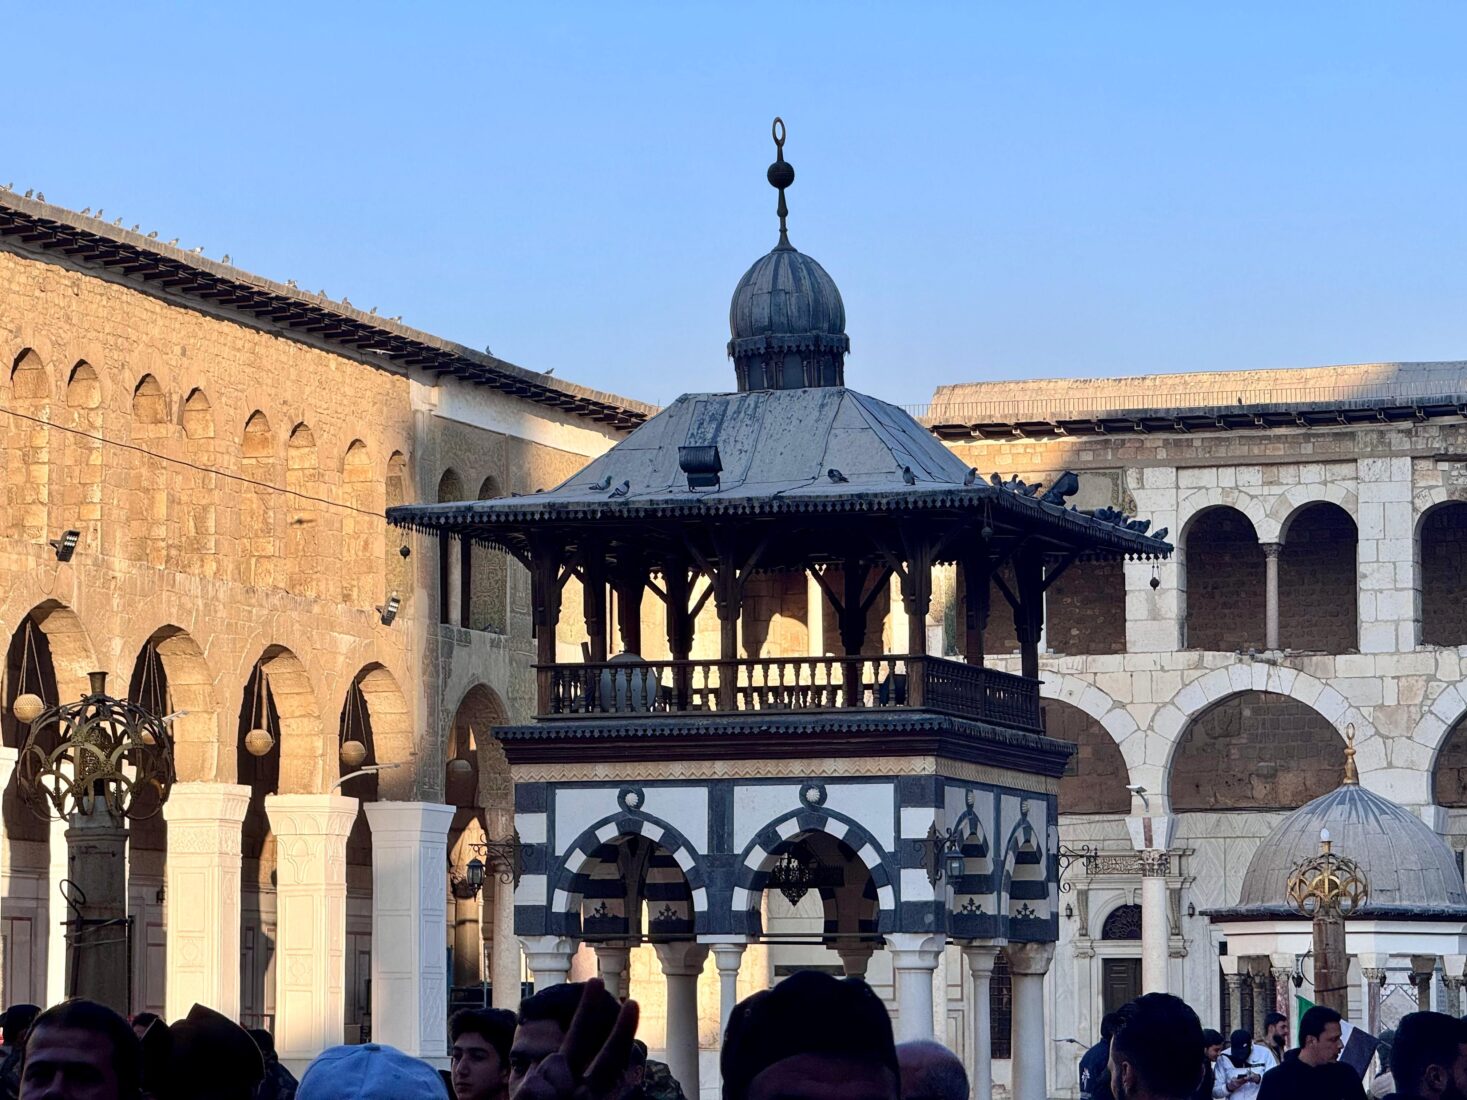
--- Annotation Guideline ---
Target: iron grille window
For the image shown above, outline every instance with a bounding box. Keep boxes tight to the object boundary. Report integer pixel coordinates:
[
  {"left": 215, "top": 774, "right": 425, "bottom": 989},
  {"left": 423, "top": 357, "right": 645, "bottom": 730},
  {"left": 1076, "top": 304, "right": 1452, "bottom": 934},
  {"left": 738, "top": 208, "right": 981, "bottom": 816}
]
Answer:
[
  {"left": 1102, "top": 903, "right": 1143, "bottom": 941},
  {"left": 991, "top": 952, "right": 1013, "bottom": 1060}
]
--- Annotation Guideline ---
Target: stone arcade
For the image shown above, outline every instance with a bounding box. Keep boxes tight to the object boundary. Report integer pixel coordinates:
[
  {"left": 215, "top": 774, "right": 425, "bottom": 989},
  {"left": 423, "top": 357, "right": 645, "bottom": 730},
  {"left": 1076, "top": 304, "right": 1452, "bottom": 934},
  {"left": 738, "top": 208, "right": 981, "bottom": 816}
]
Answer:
[{"left": 391, "top": 123, "right": 1170, "bottom": 1100}]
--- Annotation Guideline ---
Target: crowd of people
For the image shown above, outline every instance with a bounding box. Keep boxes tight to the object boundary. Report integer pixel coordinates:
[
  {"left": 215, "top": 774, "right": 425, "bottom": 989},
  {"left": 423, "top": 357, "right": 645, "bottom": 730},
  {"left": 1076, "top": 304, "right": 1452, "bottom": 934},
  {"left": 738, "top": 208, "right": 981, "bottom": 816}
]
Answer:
[{"left": 0, "top": 974, "right": 1461, "bottom": 1100}]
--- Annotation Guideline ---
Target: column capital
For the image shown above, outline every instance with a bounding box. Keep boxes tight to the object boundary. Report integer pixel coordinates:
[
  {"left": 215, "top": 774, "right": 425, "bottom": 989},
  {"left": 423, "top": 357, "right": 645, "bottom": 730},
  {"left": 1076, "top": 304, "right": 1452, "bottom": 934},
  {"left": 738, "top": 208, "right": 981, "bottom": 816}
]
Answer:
[
  {"left": 962, "top": 940, "right": 1006, "bottom": 978},
  {"left": 1004, "top": 940, "right": 1056, "bottom": 977},
  {"left": 1126, "top": 815, "right": 1176, "bottom": 853},
  {"left": 1261, "top": 541, "right": 1283, "bottom": 560},
  {"left": 519, "top": 935, "right": 576, "bottom": 969},
  {"left": 706, "top": 941, "right": 748, "bottom": 973},
  {"left": 163, "top": 781, "right": 251, "bottom": 824},
  {"left": 1138, "top": 850, "right": 1170, "bottom": 877},
  {"left": 654, "top": 940, "right": 710, "bottom": 977},
  {"left": 1361, "top": 968, "right": 1387, "bottom": 984},
  {"left": 886, "top": 932, "right": 946, "bottom": 969},
  {"left": 363, "top": 800, "right": 456, "bottom": 839},
  {"left": 264, "top": 792, "right": 358, "bottom": 837},
  {"left": 1444, "top": 976, "right": 1467, "bottom": 992}
]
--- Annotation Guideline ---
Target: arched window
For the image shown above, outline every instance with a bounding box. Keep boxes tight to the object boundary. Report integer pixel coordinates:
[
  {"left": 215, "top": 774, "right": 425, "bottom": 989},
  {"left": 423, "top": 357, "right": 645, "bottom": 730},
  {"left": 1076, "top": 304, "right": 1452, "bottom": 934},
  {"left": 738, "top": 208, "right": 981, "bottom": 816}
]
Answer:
[
  {"left": 1183, "top": 507, "right": 1264, "bottom": 651},
  {"left": 1278, "top": 503, "right": 1357, "bottom": 652},
  {"left": 1044, "top": 700, "right": 1130, "bottom": 814},
  {"left": 1101, "top": 903, "right": 1143, "bottom": 941},
  {"left": 285, "top": 424, "right": 318, "bottom": 596},
  {"left": 179, "top": 390, "right": 217, "bottom": 572},
  {"left": 59, "top": 363, "right": 102, "bottom": 552},
  {"left": 437, "top": 470, "right": 465, "bottom": 625},
  {"left": 182, "top": 389, "right": 214, "bottom": 440},
  {"left": 6, "top": 351, "right": 51, "bottom": 541},
  {"left": 241, "top": 412, "right": 279, "bottom": 587},
  {"left": 127, "top": 374, "right": 170, "bottom": 565},
  {"left": 384, "top": 452, "right": 411, "bottom": 610},
  {"left": 1421, "top": 502, "right": 1467, "bottom": 646},
  {"left": 466, "top": 476, "right": 508, "bottom": 633},
  {"left": 1170, "top": 691, "right": 1343, "bottom": 811},
  {"left": 132, "top": 374, "right": 167, "bottom": 425}
]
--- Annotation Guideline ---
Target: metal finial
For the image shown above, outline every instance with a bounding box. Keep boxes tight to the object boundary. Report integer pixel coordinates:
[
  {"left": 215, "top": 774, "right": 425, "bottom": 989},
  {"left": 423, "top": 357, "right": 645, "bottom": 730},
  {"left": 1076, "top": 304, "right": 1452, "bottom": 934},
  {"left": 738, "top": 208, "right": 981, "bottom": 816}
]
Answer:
[
  {"left": 767, "top": 117, "right": 795, "bottom": 249},
  {"left": 1343, "top": 723, "right": 1358, "bottom": 786}
]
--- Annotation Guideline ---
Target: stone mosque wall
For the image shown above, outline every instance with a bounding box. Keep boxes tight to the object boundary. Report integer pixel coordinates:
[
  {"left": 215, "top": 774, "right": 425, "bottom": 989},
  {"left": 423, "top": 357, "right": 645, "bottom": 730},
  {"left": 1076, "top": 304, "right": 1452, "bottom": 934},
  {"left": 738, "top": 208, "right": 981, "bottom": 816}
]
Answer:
[
  {"left": 927, "top": 374, "right": 1467, "bottom": 1095},
  {"left": 0, "top": 233, "right": 630, "bottom": 1025}
]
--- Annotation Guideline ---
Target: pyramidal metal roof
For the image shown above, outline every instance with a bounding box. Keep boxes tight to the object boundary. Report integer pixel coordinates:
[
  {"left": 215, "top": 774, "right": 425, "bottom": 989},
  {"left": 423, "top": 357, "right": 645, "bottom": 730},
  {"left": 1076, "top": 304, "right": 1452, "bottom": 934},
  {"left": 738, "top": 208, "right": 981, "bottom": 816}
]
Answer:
[{"left": 388, "top": 385, "right": 1173, "bottom": 561}]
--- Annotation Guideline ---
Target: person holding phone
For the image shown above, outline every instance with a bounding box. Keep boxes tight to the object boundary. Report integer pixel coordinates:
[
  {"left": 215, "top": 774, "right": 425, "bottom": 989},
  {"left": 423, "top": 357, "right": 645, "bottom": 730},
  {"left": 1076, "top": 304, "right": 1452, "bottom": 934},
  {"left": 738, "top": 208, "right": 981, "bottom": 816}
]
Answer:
[{"left": 1214, "top": 1030, "right": 1271, "bottom": 1100}]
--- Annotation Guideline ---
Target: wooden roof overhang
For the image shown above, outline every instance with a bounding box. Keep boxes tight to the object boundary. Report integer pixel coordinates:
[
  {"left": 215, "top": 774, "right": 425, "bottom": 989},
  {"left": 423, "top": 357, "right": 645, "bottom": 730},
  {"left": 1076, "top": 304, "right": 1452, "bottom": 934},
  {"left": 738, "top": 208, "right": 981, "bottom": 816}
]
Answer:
[{"left": 387, "top": 483, "right": 1173, "bottom": 573}]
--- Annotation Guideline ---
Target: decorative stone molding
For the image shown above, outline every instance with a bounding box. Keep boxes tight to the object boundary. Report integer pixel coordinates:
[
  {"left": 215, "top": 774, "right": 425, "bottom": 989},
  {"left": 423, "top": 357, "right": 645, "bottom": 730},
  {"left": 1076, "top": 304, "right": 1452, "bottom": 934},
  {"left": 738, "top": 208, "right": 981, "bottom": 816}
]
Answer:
[
  {"left": 363, "top": 801, "right": 455, "bottom": 1062},
  {"left": 264, "top": 793, "right": 358, "bottom": 1065},
  {"left": 511, "top": 755, "right": 1057, "bottom": 792},
  {"left": 163, "top": 782, "right": 251, "bottom": 1020}
]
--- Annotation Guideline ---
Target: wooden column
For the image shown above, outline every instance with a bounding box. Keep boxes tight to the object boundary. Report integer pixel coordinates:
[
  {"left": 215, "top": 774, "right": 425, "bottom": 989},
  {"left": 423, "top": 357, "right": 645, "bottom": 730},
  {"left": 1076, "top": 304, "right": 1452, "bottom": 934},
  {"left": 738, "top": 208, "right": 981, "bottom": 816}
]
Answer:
[
  {"left": 1013, "top": 553, "right": 1045, "bottom": 680},
  {"left": 664, "top": 556, "right": 696, "bottom": 709},
  {"left": 529, "top": 537, "right": 564, "bottom": 715},
  {"left": 612, "top": 564, "right": 645, "bottom": 655},
  {"left": 582, "top": 543, "right": 609, "bottom": 663},
  {"left": 840, "top": 560, "right": 869, "bottom": 708},
  {"left": 898, "top": 536, "right": 934, "bottom": 707},
  {"left": 955, "top": 554, "right": 990, "bottom": 666}
]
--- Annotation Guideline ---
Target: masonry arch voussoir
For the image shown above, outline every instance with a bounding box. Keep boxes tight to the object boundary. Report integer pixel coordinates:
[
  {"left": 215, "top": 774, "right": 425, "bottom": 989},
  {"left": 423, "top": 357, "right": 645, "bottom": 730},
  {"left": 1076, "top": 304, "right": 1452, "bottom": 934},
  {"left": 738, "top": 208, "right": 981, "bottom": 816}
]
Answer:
[
  {"left": 1162, "top": 665, "right": 1378, "bottom": 809},
  {"left": 1177, "top": 488, "right": 1269, "bottom": 544},
  {"left": 1270, "top": 483, "right": 1358, "bottom": 542},
  {"left": 1040, "top": 673, "right": 1143, "bottom": 771}
]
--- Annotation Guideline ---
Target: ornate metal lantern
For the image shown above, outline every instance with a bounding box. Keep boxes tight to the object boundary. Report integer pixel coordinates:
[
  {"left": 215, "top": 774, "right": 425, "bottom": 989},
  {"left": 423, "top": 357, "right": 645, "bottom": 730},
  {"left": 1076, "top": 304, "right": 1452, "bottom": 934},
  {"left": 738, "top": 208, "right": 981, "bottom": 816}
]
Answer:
[
  {"left": 1286, "top": 827, "right": 1369, "bottom": 920},
  {"left": 15, "top": 671, "right": 176, "bottom": 821}
]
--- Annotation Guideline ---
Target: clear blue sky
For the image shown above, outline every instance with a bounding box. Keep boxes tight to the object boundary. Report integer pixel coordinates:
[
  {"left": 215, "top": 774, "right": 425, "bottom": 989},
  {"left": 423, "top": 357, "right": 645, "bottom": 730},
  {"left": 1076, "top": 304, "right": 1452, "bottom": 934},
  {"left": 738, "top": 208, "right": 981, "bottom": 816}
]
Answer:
[{"left": 9, "top": 3, "right": 1467, "bottom": 407}]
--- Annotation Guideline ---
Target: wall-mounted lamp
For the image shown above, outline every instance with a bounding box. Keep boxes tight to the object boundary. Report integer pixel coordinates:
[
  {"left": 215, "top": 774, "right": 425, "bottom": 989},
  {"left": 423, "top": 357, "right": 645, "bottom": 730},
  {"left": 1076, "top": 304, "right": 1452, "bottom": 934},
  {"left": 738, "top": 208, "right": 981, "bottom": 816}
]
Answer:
[
  {"left": 399, "top": 545, "right": 411, "bottom": 559},
  {"left": 49, "top": 530, "right": 80, "bottom": 562},
  {"left": 915, "top": 823, "right": 968, "bottom": 886},
  {"left": 377, "top": 593, "right": 400, "bottom": 626},
  {"left": 1187, "top": 901, "right": 1196, "bottom": 919},
  {"left": 1064, "top": 902, "right": 1074, "bottom": 920}
]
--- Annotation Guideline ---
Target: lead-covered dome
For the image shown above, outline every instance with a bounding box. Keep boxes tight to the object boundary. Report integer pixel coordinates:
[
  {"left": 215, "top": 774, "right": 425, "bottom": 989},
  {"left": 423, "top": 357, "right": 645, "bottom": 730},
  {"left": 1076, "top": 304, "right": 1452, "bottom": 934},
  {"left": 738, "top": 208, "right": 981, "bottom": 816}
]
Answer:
[
  {"left": 728, "top": 118, "right": 850, "bottom": 392},
  {"left": 1234, "top": 783, "right": 1467, "bottom": 916}
]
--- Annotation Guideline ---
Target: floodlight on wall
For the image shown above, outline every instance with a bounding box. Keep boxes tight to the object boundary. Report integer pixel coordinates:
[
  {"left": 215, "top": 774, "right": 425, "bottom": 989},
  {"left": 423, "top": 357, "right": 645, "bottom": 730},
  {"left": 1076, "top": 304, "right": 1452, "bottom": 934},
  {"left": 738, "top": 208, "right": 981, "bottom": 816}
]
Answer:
[
  {"left": 49, "top": 530, "right": 80, "bottom": 562},
  {"left": 377, "top": 593, "right": 400, "bottom": 626}
]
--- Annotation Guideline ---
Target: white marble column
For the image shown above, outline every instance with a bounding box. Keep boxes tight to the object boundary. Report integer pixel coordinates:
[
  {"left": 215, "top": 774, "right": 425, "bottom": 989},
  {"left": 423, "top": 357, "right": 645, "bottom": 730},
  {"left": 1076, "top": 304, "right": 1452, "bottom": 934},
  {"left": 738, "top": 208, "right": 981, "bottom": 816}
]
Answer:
[
  {"left": 655, "top": 941, "right": 709, "bottom": 1097},
  {"left": 490, "top": 854, "right": 520, "bottom": 1008},
  {"left": 1262, "top": 543, "right": 1281, "bottom": 651},
  {"left": 807, "top": 573, "right": 826, "bottom": 657},
  {"left": 521, "top": 935, "right": 575, "bottom": 990},
  {"left": 0, "top": 746, "right": 15, "bottom": 1007},
  {"left": 264, "top": 793, "right": 357, "bottom": 1066},
  {"left": 46, "top": 815, "right": 68, "bottom": 1003},
  {"left": 1140, "top": 852, "right": 1169, "bottom": 993},
  {"left": 1006, "top": 941, "right": 1055, "bottom": 1100},
  {"left": 163, "top": 782, "right": 251, "bottom": 1019},
  {"left": 963, "top": 941, "right": 1004, "bottom": 1100},
  {"left": 364, "top": 801, "right": 454, "bottom": 1062},
  {"left": 594, "top": 944, "right": 631, "bottom": 1000},
  {"left": 888, "top": 932, "right": 945, "bottom": 1042},
  {"left": 707, "top": 939, "right": 748, "bottom": 1038}
]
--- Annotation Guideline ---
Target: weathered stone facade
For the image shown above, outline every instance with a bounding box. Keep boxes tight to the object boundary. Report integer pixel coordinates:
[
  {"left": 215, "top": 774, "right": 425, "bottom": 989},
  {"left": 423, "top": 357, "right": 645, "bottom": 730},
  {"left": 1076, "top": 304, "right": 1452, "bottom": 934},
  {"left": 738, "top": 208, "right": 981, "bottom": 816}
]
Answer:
[
  {"left": 0, "top": 199, "right": 643, "bottom": 1039},
  {"left": 924, "top": 365, "right": 1467, "bottom": 1095}
]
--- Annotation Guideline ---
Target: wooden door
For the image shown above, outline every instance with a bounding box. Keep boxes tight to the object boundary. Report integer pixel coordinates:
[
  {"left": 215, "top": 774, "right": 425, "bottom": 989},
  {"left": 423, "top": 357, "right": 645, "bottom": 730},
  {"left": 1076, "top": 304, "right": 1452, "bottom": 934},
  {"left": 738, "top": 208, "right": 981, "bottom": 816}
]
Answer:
[{"left": 1101, "top": 958, "right": 1142, "bottom": 1017}]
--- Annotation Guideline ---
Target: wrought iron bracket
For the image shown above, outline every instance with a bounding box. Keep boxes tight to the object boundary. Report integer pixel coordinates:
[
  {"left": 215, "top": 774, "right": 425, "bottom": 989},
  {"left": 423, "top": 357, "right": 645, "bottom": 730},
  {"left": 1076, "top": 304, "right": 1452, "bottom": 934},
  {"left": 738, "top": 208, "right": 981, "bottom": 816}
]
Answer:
[{"left": 1057, "top": 843, "right": 1097, "bottom": 893}]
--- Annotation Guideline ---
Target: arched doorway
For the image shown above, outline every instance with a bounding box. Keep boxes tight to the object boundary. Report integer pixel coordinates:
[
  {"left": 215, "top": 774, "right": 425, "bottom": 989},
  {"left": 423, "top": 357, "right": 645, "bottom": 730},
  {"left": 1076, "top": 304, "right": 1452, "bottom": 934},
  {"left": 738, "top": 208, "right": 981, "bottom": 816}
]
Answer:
[{"left": 1099, "top": 903, "right": 1143, "bottom": 1017}]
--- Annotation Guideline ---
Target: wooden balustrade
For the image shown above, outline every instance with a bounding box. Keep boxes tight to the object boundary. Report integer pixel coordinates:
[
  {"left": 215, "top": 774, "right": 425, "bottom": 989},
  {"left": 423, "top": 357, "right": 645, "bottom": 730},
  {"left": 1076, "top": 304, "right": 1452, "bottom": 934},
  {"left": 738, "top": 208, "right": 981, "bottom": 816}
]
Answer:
[{"left": 536, "top": 654, "right": 1041, "bottom": 731}]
